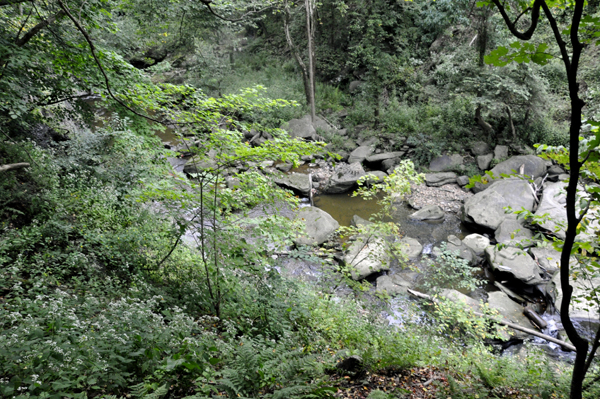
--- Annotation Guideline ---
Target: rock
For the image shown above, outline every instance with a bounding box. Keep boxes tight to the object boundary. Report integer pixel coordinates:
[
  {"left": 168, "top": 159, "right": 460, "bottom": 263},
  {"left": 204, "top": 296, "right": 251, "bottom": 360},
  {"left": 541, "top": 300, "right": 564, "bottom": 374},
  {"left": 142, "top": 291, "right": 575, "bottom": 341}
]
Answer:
[
  {"left": 274, "top": 172, "right": 311, "bottom": 196},
  {"left": 348, "top": 146, "right": 374, "bottom": 164},
  {"left": 294, "top": 207, "right": 339, "bottom": 246},
  {"left": 471, "top": 141, "right": 491, "bottom": 156},
  {"left": 225, "top": 176, "right": 241, "bottom": 189},
  {"left": 445, "top": 235, "right": 475, "bottom": 264},
  {"left": 275, "top": 162, "right": 293, "bottom": 172},
  {"left": 425, "top": 172, "right": 457, "bottom": 187},
  {"left": 312, "top": 115, "right": 336, "bottom": 134},
  {"left": 351, "top": 215, "right": 372, "bottom": 227},
  {"left": 535, "top": 181, "right": 567, "bottom": 239},
  {"left": 457, "top": 175, "right": 470, "bottom": 187},
  {"left": 366, "top": 151, "right": 405, "bottom": 163},
  {"left": 344, "top": 236, "right": 389, "bottom": 280},
  {"left": 494, "top": 145, "right": 509, "bottom": 160},
  {"left": 547, "top": 164, "right": 565, "bottom": 176},
  {"left": 363, "top": 171, "right": 387, "bottom": 185},
  {"left": 349, "top": 80, "right": 365, "bottom": 93},
  {"left": 462, "top": 234, "right": 491, "bottom": 257},
  {"left": 550, "top": 272, "right": 600, "bottom": 322},
  {"left": 282, "top": 115, "right": 316, "bottom": 140},
  {"left": 439, "top": 289, "right": 480, "bottom": 311},
  {"left": 336, "top": 355, "right": 364, "bottom": 374},
  {"left": 487, "top": 291, "right": 531, "bottom": 339},
  {"left": 409, "top": 205, "right": 445, "bottom": 221},
  {"left": 494, "top": 217, "right": 534, "bottom": 247},
  {"left": 399, "top": 237, "right": 422, "bottom": 259},
  {"left": 490, "top": 155, "right": 547, "bottom": 179},
  {"left": 381, "top": 157, "right": 402, "bottom": 171},
  {"left": 477, "top": 153, "right": 494, "bottom": 170},
  {"left": 429, "top": 154, "right": 463, "bottom": 172},
  {"left": 376, "top": 274, "right": 412, "bottom": 296},
  {"left": 183, "top": 156, "right": 217, "bottom": 174},
  {"left": 485, "top": 246, "right": 545, "bottom": 285},
  {"left": 462, "top": 178, "right": 536, "bottom": 230},
  {"left": 530, "top": 245, "right": 573, "bottom": 274},
  {"left": 323, "top": 162, "right": 366, "bottom": 194}
]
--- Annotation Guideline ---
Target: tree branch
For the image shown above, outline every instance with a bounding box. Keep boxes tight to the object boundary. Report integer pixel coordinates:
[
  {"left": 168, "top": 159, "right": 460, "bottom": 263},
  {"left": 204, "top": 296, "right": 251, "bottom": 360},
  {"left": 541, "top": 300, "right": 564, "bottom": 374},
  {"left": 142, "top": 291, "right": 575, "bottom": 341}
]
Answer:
[
  {"left": 490, "top": 0, "right": 543, "bottom": 40},
  {"left": 0, "top": 162, "right": 30, "bottom": 172},
  {"left": 15, "top": 10, "right": 65, "bottom": 47},
  {"left": 0, "top": 0, "right": 32, "bottom": 6}
]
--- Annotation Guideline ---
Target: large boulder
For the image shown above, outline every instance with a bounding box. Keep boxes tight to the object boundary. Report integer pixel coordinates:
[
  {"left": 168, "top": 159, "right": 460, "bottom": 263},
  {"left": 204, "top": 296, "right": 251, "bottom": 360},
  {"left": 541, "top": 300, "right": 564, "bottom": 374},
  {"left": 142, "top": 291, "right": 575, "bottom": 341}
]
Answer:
[
  {"left": 274, "top": 173, "right": 311, "bottom": 196},
  {"left": 429, "top": 154, "right": 463, "bottom": 172},
  {"left": 462, "top": 178, "right": 536, "bottom": 230},
  {"left": 485, "top": 246, "right": 545, "bottom": 285},
  {"left": 294, "top": 207, "right": 339, "bottom": 246},
  {"left": 550, "top": 271, "right": 600, "bottom": 322},
  {"left": 425, "top": 172, "right": 457, "bottom": 187},
  {"left": 530, "top": 244, "right": 576, "bottom": 274},
  {"left": 439, "top": 289, "right": 480, "bottom": 311},
  {"left": 312, "top": 115, "right": 336, "bottom": 134},
  {"left": 471, "top": 141, "right": 491, "bottom": 156},
  {"left": 409, "top": 205, "right": 444, "bottom": 221},
  {"left": 376, "top": 274, "right": 412, "bottom": 296},
  {"left": 494, "top": 217, "right": 534, "bottom": 247},
  {"left": 348, "top": 146, "right": 374, "bottom": 164},
  {"left": 399, "top": 237, "right": 422, "bottom": 259},
  {"left": 490, "top": 155, "right": 547, "bottom": 179},
  {"left": 282, "top": 115, "right": 316, "bottom": 140},
  {"left": 462, "top": 234, "right": 491, "bottom": 257},
  {"left": 344, "top": 236, "right": 389, "bottom": 280},
  {"left": 323, "top": 162, "right": 366, "bottom": 194}
]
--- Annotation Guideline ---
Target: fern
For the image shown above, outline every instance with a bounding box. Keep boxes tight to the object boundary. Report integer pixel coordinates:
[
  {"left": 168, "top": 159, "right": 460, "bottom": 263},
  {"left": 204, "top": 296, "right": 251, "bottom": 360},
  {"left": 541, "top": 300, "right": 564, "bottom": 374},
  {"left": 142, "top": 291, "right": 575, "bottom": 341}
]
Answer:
[{"left": 129, "top": 382, "right": 168, "bottom": 399}]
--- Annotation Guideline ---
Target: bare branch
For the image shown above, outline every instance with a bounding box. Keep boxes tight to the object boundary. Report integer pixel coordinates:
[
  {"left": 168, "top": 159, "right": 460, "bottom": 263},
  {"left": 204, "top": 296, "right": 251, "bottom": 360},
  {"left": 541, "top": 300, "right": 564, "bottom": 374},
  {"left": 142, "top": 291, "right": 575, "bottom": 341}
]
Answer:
[
  {"left": 15, "top": 10, "right": 66, "bottom": 47},
  {"left": 0, "top": 0, "right": 32, "bottom": 6},
  {"left": 490, "top": 0, "right": 543, "bottom": 40}
]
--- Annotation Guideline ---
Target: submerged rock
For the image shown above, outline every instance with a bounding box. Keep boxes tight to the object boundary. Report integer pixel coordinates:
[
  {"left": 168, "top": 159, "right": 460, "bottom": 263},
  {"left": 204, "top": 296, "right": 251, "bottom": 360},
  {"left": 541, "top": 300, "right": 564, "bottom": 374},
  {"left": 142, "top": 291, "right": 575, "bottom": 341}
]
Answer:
[{"left": 294, "top": 207, "right": 339, "bottom": 246}]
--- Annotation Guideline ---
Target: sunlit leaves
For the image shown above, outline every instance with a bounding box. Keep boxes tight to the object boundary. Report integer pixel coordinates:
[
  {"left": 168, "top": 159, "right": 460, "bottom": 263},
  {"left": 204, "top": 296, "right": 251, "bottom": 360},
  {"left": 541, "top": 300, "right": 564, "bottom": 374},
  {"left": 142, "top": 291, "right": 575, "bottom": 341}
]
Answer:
[{"left": 485, "top": 42, "right": 553, "bottom": 67}]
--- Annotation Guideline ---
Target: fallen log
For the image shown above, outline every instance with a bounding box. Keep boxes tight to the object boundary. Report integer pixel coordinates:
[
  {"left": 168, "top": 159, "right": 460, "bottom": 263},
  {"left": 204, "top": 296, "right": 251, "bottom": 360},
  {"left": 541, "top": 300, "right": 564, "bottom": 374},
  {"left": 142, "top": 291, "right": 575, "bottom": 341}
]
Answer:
[
  {"left": 0, "top": 162, "right": 30, "bottom": 173},
  {"left": 407, "top": 288, "right": 576, "bottom": 352}
]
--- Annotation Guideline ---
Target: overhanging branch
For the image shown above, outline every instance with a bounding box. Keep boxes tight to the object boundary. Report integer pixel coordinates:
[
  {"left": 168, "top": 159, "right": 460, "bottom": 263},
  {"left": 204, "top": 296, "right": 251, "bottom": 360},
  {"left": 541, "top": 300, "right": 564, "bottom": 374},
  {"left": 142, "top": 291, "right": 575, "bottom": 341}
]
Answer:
[{"left": 491, "top": 0, "right": 543, "bottom": 40}]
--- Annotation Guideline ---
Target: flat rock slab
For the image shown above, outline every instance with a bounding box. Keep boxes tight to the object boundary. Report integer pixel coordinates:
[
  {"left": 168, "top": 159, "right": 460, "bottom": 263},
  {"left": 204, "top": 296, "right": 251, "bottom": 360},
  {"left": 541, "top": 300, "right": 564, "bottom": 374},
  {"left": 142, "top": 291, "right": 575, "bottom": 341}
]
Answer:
[
  {"left": 429, "top": 154, "right": 463, "bottom": 172},
  {"left": 376, "top": 274, "right": 412, "bottom": 296},
  {"left": 294, "top": 207, "right": 339, "bottom": 246},
  {"left": 409, "top": 205, "right": 445, "bottom": 221},
  {"left": 344, "top": 236, "right": 389, "bottom": 280},
  {"left": 462, "top": 178, "right": 536, "bottom": 230},
  {"left": 425, "top": 172, "right": 457, "bottom": 187},
  {"left": 494, "top": 217, "right": 534, "bottom": 247},
  {"left": 487, "top": 291, "right": 531, "bottom": 339},
  {"left": 399, "top": 237, "right": 422, "bottom": 259},
  {"left": 490, "top": 155, "right": 547, "bottom": 179},
  {"left": 485, "top": 246, "right": 545, "bottom": 285},
  {"left": 348, "top": 146, "right": 374, "bottom": 164},
  {"left": 274, "top": 172, "right": 311, "bottom": 196},
  {"left": 323, "top": 162, "right": 366, "bottom": 194},
  {"left": 366, "top": 151, "right": 405, "bottom": 163}
]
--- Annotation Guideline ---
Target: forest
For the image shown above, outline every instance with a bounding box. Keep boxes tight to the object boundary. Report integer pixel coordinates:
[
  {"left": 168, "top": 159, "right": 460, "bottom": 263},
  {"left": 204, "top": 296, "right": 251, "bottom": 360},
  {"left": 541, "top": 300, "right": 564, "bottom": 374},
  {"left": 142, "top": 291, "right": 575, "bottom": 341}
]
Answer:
[{"left": 2, "top": 0, "right": 600, "bottom": 398}]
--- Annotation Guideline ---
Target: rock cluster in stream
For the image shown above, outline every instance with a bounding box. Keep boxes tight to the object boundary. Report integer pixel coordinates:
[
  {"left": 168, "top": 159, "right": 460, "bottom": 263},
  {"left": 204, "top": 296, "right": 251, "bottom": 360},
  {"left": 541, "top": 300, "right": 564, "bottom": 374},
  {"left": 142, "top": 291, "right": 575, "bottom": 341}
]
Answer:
[{"left": 178, "top": 114, "right": 600, "bottom": 342}]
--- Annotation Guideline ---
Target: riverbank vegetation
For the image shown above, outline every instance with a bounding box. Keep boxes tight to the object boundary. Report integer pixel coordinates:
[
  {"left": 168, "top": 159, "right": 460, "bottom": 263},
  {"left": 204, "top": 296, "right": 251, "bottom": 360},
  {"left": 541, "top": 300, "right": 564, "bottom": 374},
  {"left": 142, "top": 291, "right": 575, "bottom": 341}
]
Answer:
[{"left": 1, "top": 0, "right": 600, "bottom": 398}]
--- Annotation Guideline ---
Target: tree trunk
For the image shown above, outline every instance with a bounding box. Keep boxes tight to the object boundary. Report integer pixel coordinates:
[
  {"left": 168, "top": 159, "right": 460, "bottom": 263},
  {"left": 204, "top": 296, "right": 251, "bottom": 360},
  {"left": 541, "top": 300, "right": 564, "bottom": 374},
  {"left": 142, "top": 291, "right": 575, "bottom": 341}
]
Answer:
[
  {"left": 305, "top": 0, "right": 316, "bottom": 122},
  {"left": 283, "top": 0, "right": 311, "bottom": 107}
]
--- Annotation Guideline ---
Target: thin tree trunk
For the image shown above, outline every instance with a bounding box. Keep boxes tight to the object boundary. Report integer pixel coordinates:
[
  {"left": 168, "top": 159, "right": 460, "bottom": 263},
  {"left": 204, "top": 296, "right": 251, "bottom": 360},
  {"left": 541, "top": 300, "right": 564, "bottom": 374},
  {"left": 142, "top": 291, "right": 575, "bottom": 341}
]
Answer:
[
  {"left": 506, "top": 105, "right": 516, "bottom": 140},
  {"left": 305, "top": 0, "right": 316, "bottom": 122},
  {"left": 283, "top": 0, "right": 311, "bottom": 106}
]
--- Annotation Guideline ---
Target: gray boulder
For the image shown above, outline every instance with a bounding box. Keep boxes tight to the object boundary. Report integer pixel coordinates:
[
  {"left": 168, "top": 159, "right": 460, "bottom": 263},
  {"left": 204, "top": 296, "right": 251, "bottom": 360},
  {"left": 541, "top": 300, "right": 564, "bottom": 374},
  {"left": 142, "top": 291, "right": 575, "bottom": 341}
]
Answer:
[
  {"left": 471, "top": 141, "right": 491, "bottom": 156},
  {"left": 382, "top": 157, "right": 402, "bottom": 172},
  {"left": 425, "top": 172, "right": 457, "bottom": 187},
  {"left": 530, "top": 245, "right": 574, "bottom": 274},
  {"left": 477, "top": 153, "right": 493, "bottom": 170},
  {"left": 274, "top": 172, "right": 311, "bottom": 196},
  {"left": 362, "top": 171, "right": 387, "bottom": 185},
  {"left": 348, "top": 146, "right": 374, "bottom": 164},
  {"left": 494, "top": 145, "right": 509, "bottom": 160},
  {"left": 323, "top": 162, "right": 366, "bottom": 194},
  {"left": 294, "top": 207, "right": 339, "bottom": 246},
  {"left": 366, "top": 151, "right": 405, "bottom": 163},
  {"left": 490, "top": 155, "right": 547, "bottom": 179},
  {"left": 535, "top": 181, "right": 567, "bottom": 239},
  {"left": 376, "top": 274, "right": 412, "bottom": 296},
  {"left": 457, "top": 175, "right": 470, "bottom": 187},
  {"left": 312, "top": 115, "right": 336, "bottom": 134},
  {"left": 485, "top": 246, "right": 545, "bottom": 285},
  {"left": 440, "top": 289, "right": 480, "bottom": 311},
  {"left": 344, "top": 236, "right": 389, "bottom": 280},
  {"left": 462, "top": 178, "right": 536, "bottom": 230},
  {"left": 409, "top": 205, "right": 444, "bottom": 221},
  {"left": 399, "top": 237, "right": 422, "bottom": 259},
  {"left": 445, "top": 235, "right": 475, "bottom": 264},
  {"left": 487, "top": 291, "right": 531, "bottom": 339},
  {"left": 183, "top": 156, "right": 217, "bottom": 174},
  {"left": 349, "top": 80, "right": 365, "bottom": 93},
  {"left": 494, "top": 217, "right": 534, "bottom": 247},
  {"left": 462, "top": 234, "right": 490, "bottom": 257},
  {"left": 550, "top": 271, "right": 600, "bottom": 322},
  {"left": 351, "top": 215, "right": 372, "bottom": 227},
  {"left": 429, "top": 154, "right": 463, "bottom": 172},
  {"left": 282, "top": 115, "right": 316, "bottom": 140}
]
